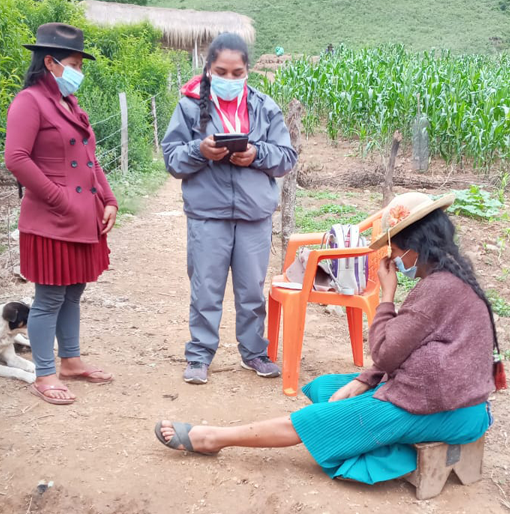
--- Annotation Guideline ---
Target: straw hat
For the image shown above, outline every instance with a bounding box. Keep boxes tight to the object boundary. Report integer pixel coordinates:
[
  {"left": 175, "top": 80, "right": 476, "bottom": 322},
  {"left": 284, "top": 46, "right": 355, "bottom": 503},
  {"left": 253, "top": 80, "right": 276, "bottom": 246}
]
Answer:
[
  {"left": 23, "top": 23, "right": 96, "bottom": 60},
  {"left": 369, "top": 192, "right": 455, "bottom": 250}
]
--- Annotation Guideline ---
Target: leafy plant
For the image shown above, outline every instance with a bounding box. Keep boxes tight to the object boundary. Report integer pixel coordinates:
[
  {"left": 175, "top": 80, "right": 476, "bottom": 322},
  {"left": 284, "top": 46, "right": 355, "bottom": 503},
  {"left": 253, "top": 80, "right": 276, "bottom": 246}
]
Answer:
[
  {"left": 261, "top": 46, "right": 510, "bottom": 168},
  {"left": 0, "top": 0, "right": 31, "bottom": 137},
  {"left": 498, "top": 172, "right": 509, "bottom": 203},
  {"left": 397, "top": 273, "right": 416, "bottom": 292},
  {"left": 448, "top": 186, "right": 503, "bottom": 220},
  {"left": 487, "top": 289, "right": 510, "bottom": 317},
  {"left": 0, "top": 0, "right": 191, "bottom": 175}
]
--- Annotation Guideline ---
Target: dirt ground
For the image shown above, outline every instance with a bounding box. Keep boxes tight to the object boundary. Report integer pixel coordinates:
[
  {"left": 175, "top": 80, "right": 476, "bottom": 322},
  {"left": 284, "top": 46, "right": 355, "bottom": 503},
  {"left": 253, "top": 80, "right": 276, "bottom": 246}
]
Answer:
[{"left": 1, "top": 135, "right": 510, "bottom": 514}]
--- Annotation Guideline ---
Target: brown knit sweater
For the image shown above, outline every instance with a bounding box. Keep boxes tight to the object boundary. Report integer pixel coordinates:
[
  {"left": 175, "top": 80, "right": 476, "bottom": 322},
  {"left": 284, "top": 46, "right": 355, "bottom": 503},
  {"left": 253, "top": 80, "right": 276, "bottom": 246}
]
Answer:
[{"left": 357, "top": 271, "right": 494, "bottom": 414}]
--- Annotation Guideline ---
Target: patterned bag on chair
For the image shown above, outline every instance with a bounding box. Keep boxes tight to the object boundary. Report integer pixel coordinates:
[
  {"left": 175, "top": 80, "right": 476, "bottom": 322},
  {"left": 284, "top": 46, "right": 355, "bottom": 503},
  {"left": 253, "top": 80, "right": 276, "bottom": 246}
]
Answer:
[{"left": 321, "top": 224, "right": 368, "bottom": 295}]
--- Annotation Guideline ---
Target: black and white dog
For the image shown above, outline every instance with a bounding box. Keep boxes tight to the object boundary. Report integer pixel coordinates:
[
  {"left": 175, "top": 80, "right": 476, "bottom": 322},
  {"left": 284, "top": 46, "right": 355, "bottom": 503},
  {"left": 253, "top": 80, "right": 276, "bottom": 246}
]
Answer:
[{"left": 0, "top": 302, "right": 36, "bottom": 383}]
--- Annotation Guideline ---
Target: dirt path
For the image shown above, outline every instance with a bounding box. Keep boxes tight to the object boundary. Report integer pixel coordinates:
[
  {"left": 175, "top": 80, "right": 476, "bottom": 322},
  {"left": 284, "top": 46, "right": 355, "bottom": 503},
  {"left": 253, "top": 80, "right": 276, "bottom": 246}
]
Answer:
[{"left": 0, "top": 175, "right": 508, "bottom": 513}]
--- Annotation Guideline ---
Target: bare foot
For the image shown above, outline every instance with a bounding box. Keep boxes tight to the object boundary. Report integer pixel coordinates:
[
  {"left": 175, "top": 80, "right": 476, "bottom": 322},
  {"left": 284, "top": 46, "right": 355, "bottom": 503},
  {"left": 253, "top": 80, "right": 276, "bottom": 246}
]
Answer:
[
  {"left": 59, "top": 357, "right": 113, "bottom": 382},
  {"left": 160, "top": 421, "right": 220, "bottom": 453},
  {"left": 35, "top": 375, "right": 76, "bottom": 401}
]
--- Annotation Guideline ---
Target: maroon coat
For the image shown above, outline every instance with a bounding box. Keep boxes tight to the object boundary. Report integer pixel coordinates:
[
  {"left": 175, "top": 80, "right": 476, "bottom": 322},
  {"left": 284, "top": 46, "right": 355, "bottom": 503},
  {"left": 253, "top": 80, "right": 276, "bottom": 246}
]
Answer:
[{"left": 5, "top": 73, "right": 118, "bottom": 244}]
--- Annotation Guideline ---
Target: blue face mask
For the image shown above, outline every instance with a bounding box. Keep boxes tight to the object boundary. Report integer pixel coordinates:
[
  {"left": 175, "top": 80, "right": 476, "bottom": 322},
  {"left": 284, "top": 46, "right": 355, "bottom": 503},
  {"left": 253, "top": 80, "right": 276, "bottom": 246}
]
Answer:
[
  {"left": 210, "top": 75, "right": 246, "bottom": 101},
  {"left": 394, "top": 250, "right": 418, "bottom": 280},
  {"left": 52, "top": 59, "right": 84, "bottom": 97}
]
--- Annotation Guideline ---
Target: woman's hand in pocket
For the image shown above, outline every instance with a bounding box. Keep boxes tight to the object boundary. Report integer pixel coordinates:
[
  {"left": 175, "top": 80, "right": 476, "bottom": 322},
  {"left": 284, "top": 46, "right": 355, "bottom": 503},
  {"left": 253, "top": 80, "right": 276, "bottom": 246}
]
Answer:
[{"left": 50, "top": 185, "right": 70, "bottom": 215}]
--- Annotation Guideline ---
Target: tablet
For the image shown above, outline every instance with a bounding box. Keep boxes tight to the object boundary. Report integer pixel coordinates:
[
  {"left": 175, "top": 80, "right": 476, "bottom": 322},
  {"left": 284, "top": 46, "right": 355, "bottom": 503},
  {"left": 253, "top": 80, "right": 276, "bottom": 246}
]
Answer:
[{"left": 213, "top": 133, "right": 249, "bottom": 153}]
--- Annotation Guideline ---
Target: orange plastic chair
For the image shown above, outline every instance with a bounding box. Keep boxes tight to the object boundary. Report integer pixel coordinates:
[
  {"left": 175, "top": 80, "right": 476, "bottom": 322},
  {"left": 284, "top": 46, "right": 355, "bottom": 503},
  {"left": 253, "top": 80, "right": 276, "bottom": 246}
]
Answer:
[{"left": 267, "top": 210, "right": 386, "bottom": 396}]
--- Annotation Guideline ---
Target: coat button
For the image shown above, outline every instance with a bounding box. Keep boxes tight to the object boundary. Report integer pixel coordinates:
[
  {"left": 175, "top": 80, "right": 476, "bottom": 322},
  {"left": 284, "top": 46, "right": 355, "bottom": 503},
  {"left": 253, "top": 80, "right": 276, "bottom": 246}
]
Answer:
[
  {"left": 71, "top": 161, "right": 78, "bottom": 168},
  {"left": 87, "top": 161, "right": 94, "bottom": 168},
  {"left": 70, "top": 138, "right": 76, "bottom": 145},
  {"left": 76, "top": 186, "right": 82, "bottom": 193},
  {"left": 90, "top": 187, "right": 97, "bottom": 194},
  {"left": 83, "top": 138, "right": 88, "bottom": 145}
]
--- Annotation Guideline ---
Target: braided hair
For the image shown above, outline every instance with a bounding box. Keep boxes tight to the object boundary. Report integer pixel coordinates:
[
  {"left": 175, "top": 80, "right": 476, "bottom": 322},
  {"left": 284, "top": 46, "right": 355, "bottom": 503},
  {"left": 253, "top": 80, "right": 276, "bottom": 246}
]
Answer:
[
  {"left": 199, "top": 33, "right": 249, "bottom": 132},
  {"left": 392, "top": 208, "right": 500, "bottom": 354}
]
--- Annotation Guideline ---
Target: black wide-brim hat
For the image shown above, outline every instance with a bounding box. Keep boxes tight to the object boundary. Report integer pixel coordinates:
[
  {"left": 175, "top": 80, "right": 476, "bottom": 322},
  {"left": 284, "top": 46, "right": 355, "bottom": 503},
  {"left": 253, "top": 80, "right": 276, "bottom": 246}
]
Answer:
[{"left": 23, "top": 22, "right": 96, "bottom": 60}]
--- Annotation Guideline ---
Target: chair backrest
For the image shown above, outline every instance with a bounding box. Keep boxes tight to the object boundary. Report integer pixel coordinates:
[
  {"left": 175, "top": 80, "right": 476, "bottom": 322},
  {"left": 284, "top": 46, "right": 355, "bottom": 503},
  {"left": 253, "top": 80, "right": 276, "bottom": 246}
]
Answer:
[{"left": 366, "top": 218, "right": 386, "bottom": 286}]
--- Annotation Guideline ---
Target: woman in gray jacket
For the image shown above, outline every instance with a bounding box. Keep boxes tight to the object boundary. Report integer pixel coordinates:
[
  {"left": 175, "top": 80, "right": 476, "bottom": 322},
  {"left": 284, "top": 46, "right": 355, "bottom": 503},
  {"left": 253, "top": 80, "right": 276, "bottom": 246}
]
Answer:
[{"left": 162, "top": 33, "right": 297, "bottom": 384}]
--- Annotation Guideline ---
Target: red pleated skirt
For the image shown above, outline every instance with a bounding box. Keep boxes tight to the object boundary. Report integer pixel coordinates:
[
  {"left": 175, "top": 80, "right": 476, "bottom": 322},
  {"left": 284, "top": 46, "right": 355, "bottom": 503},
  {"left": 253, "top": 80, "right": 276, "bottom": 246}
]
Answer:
[{"left": 19, "top": 232, "right": 111, "bottom": 286}]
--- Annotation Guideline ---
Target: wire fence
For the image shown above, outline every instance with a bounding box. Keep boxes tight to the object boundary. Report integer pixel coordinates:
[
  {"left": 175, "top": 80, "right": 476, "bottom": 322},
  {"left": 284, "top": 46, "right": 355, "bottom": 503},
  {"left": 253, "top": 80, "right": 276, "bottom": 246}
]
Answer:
[
  {"left": 0, "top": 90, "right": 163, "bottom": 170},
  {"left": 0, "top": 86, "right": 179, "bottom": 277}
]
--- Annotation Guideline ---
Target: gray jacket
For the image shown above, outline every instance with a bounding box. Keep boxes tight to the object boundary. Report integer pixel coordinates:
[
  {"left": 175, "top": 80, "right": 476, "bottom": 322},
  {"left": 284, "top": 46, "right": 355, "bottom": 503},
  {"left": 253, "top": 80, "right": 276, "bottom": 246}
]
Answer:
[{"left": 161, "top": 86, "right": 298, "bottom": 221}]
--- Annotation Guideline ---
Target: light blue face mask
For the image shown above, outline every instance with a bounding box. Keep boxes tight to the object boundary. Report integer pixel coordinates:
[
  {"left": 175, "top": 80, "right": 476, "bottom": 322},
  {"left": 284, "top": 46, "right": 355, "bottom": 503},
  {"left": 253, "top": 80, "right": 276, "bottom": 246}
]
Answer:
[
  {"left": 52, "top": 58, "right": 84, "bottom": 97},
  {"left": 394, "top": 250, "right": 418, "bottom": 280},
  {"left": 210, "top": 75, "right": 246, "bottom": 101}
]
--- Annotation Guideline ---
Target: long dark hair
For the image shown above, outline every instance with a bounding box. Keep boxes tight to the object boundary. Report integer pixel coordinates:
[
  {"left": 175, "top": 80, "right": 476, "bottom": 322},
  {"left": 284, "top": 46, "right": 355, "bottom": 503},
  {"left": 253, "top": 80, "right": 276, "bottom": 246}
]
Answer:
[
  {"left": 23, "top": 48, "right": 74, "bottom": 89},
  {"left": 392, "top": 208, "right": 500, "bottom": 354},
  {"left": 199, "top": 33, "right": 249, "bottom": 132}
]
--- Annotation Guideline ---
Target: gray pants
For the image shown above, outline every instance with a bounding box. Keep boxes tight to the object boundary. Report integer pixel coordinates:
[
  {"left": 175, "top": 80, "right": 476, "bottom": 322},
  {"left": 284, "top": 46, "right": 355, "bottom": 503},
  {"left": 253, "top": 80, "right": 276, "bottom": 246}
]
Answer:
[
  {"left": 186, "top": 217, "right": 272, "bottom": 365},
  {"left": 28, "top": 283, "right": 86, "bottom": 377}
]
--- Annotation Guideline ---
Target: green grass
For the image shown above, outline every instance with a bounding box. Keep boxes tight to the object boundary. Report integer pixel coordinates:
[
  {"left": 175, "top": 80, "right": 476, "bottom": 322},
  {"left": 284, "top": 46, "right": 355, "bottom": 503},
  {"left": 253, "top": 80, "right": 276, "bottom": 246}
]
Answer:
[
  {"left": 296, "top": 190, "right": 340, "bottom": 200},
  {"left": 487, "top": 289, "right": 510, "bottom": 317},
  {"left": 295, "top": 204, "right": 368, "bottom": 232},
  {"left": 149, "top": 0, "right": 510, "bottom": 57},
  {"left": 109, "top": 159, "right": 168, "bottom": 216}
]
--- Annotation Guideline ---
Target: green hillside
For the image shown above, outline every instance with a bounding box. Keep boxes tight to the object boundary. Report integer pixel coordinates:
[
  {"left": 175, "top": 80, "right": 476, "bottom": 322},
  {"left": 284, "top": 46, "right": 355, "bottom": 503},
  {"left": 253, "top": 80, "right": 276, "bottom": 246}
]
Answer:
[{"left": 149, "top": 0, "right": 510, "bottom": 57}]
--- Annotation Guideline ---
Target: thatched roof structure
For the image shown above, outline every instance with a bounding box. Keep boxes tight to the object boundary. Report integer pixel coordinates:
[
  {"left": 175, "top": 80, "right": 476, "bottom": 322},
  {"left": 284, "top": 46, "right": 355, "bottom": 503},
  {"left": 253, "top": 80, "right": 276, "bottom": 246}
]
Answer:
[{"left": 84, "top": 0, "right": 255, "bottom": 48}]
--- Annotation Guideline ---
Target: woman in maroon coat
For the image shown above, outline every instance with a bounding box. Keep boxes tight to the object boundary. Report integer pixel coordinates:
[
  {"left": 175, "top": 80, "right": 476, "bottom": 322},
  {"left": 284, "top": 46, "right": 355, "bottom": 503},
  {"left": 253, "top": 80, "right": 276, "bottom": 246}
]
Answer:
[{"left": 5, "top": 23, "right": 117, "bottom": 405}]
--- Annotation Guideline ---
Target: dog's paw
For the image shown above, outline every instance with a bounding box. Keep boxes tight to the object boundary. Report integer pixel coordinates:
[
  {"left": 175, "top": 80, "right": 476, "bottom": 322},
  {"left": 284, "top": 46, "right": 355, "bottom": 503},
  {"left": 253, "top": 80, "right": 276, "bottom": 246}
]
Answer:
[
  {"left": 24, "top": 372, "right": 36, "bottom": 384},
  {"left": 23, "top": 361, "right": 36, "bottom": 373},
  {"left": 12, "top": 369, "right": 36, "bottom": 384},
  {"left": 14, "top": 334, "right": 30, "bottom": 347}
]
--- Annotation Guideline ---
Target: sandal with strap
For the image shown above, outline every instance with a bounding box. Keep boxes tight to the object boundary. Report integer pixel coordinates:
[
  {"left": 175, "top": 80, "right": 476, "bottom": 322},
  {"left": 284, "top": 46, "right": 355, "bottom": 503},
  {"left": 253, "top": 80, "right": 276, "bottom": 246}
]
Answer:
[
  {"left": 154, "top": 421, "right": 217, "bottom": 456},
  {"left": 58, "top": 369, "right": 113, "bottom": 384},
  {"left": 29, "top": 383, "right": 75, "bottom": 405}
]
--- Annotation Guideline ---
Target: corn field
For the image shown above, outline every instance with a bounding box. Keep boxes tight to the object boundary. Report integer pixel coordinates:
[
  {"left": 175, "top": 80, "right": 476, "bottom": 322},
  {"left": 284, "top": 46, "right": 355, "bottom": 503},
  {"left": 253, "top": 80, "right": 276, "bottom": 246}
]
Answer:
[{"left": 261, "top": 44, "right": 510, "bottom": 169}]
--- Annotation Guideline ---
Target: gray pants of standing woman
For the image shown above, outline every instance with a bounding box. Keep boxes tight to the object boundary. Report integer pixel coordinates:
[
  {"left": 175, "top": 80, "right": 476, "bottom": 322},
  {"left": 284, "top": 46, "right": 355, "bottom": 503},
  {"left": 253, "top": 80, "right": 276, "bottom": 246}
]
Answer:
[
  {"left": 185, "top": 216, "right": 272, "bottom": 365},
  {"left": 28, "top": 283, "right": 86, "bottom": 377}
]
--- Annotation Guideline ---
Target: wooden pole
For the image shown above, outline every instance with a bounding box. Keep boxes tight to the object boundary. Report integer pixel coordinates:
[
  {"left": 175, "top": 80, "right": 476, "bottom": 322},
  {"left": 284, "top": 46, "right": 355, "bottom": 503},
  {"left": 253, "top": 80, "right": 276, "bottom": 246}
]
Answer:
[
  {"left": 119, "top": 92, "right": 128, "bottom": 173},
  {"left": 177, "top": 64, "right": 182, "bottom": 99},
  {"left": 382, "top": 130, "right": 402, "bottom": 207},
  {"left": 151, "top": 96, "right": 159, "bottom": 154},
  {"left": 194, "top": 39, "right": 198, "bottom": 73},
  {"left": 281, "top": 99, "right": 303, "bottom": 267}
]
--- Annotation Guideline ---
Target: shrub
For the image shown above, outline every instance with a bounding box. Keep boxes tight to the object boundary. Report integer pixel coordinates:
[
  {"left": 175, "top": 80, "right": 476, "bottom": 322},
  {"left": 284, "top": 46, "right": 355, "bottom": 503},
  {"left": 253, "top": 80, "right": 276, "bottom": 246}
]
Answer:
[
  {"left": 100, "top": 0, "right": 148, "bottom": 4},
  {"left": 0, "top": 0, "right": 191, "bottom": 175}
]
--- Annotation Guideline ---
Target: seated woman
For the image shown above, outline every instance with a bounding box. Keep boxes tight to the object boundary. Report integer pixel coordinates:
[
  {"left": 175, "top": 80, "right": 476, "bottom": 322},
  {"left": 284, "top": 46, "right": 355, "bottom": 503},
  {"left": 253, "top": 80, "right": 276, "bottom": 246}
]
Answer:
[{"left": 154, "top": 192, "right": 505, "bottom": 484}]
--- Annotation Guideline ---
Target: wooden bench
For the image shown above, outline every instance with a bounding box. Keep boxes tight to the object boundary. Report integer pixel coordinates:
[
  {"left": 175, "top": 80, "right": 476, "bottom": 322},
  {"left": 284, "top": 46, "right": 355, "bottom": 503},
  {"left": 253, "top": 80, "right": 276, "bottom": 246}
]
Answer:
[{"left": 405, "top": 436, "right": 485, "bottom": 500}]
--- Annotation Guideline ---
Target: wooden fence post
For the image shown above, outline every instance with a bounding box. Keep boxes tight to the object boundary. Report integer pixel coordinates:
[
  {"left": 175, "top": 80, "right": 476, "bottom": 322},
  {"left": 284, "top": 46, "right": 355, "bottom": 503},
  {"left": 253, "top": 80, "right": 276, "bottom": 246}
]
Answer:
[
  {"left": 119, "top": 92, "right": 128, "bottom": 173},
  {"left": 151, "top": 96, "right": 159, "bottom": 153},
  {"left": 281, "top": 99, "right": 303, "bottom": 267},
  {"left": 193, "top": 39, "right": 199, "bottom": 73},
  {"left": 382, "top": 130, "right": 402, "bottom": 207},
  {"left": 177, "top": 64, "right": 182, "bottom": 99}
]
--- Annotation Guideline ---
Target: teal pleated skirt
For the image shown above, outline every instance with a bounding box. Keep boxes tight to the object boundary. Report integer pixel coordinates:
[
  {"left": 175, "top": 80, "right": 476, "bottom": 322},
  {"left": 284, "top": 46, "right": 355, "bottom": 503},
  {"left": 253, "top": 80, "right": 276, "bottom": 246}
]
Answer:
[{"left": 290, "top": 373, "right": 490, "bottom": 484}]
